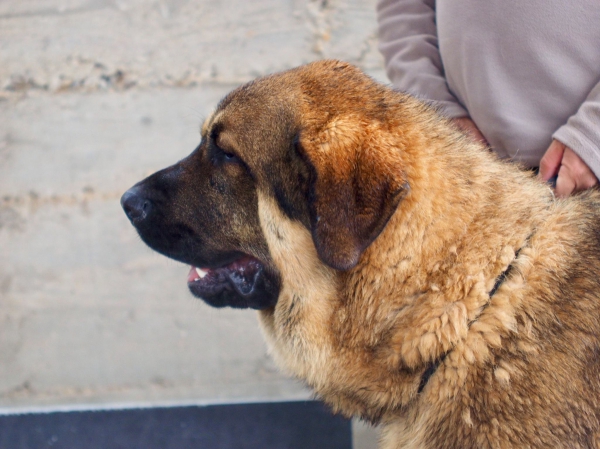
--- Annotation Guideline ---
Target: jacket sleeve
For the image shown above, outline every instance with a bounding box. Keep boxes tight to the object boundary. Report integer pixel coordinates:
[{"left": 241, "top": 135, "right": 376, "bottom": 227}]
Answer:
[
  {"left": 376, "top": 0, "right": 467, "bottom": 117},
  {"left": 553, "top": 81, "right": 600, "bottom": 180}
]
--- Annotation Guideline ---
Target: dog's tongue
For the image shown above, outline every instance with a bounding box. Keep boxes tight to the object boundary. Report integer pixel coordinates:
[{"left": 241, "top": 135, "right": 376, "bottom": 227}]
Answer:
[{"left": 187, "top": 266, "right": 210, "bottom": 283}]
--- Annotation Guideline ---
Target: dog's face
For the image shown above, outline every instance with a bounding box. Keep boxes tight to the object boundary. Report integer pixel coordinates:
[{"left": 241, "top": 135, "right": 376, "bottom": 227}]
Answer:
[{"left": 121, "top": 60, "right": 409, "bottom": 310}]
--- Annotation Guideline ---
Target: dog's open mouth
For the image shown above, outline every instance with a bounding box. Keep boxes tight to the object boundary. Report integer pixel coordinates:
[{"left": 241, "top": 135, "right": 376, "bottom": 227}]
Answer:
[
  {"left": 186, "top": 255, "right": 275, "bottom": 309},
  {"left": 187, "top": 255, "right": 262, "bottom": 296}
]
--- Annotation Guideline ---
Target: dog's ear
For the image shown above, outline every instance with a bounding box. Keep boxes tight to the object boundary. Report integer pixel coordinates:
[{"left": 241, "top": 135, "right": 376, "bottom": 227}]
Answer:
[{"left": 299, "top": 116, "right": 409, "bottom": 271}]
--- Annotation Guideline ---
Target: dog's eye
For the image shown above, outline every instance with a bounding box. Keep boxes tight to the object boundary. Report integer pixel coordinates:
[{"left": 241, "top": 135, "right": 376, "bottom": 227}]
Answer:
[
  {"left": 214, "top": 146, "right": 239, "bottom": 164},
  {"left": 209, "top": 143, "right": 240, "bottom": 165},
  {"left": 209, "top": 128, "right": 240, "bottom": 165},
  {"left": 222, "top": 150, "right": 237, "bottom": 161}
]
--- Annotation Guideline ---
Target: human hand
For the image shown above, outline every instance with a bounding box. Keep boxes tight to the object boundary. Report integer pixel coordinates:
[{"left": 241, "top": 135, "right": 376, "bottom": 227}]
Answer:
[
  {"left": 539, "top": 139, "right": 598, "bottom": 198},
  {"left": 451, "top": 117, "right": 488, "bottom": 145}
]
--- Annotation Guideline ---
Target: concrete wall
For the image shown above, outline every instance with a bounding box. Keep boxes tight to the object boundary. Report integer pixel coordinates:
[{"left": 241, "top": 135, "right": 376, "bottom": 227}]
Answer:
[{"left": 0, "top": 0, "right": 385, "bottom": 446}]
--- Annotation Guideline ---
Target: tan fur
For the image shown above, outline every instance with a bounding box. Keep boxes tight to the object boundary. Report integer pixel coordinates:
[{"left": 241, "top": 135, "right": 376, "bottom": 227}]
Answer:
[
  {"left": 200, "top": 109, "right": 218, "bottom": 137},
  {"left": 257, "top": 193, "right": 337, "bottom": 387},
  {"left": 196, "top": 61, "right": 600, "bottom": 447}
]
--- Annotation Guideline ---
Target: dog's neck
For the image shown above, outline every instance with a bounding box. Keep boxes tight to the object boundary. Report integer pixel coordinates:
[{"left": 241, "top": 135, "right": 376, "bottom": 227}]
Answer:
[
  {"left": 256, "top": 192, "right": 340, "bottom": 390},
  {"left": 257, "top": 132, "right": 554, "bottom": 423},
  {"left": 332, "top": 136, "right": 554, "bottom": 418}
]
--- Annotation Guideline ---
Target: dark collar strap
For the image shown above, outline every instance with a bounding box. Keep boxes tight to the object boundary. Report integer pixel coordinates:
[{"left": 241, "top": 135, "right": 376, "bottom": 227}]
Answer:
[
  {"left": 488, "top": 245, "right": 524, "bottom": 298},
  {"left": 417, "top": 244, "right": 526, "bottom": 394}
]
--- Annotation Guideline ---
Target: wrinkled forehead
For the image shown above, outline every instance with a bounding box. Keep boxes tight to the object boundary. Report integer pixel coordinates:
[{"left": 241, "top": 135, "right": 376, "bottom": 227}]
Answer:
[{"left": 201, "top": 81, "right": 301, "bottom": 157}]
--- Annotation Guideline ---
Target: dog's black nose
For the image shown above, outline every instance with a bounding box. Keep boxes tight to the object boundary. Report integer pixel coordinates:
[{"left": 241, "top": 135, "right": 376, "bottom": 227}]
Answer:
[{"left": 121, "top": 188, "right": 151, "bottom": 224}]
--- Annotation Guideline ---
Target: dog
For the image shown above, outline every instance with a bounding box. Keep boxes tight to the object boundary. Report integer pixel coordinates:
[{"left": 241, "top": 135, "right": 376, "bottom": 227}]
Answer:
[{"left": 121, "top": 60, "right": 600, "bottom": 448}]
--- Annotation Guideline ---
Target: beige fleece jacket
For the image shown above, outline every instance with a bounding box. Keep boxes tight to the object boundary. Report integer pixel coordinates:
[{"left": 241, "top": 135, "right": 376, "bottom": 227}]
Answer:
[{"left": 377, "top": 0, "right": 600, "bottom": 177}]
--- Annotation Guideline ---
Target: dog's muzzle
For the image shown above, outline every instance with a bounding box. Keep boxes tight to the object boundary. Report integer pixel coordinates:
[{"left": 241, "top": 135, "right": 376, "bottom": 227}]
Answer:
[{"left": 120, "top": 185, "right": 280, "bottom": 310}]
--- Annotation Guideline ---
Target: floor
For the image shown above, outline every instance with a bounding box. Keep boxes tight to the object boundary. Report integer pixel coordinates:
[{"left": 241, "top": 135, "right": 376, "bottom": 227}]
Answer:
[{"left": 0, "top": 401, "right": 353, "bottom": 449}]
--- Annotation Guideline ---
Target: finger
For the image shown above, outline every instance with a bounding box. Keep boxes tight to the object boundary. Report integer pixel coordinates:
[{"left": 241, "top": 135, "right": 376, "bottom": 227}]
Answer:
[
  {"left": 473, "top": 129, "right": 489, "bottom": 146},
  {"left": 560, "top": 147, "right": 599, "bottom": 193},
  {"left": 555, "top": 165, "right": 576, "bottom": 198},
  {"left": 539, "top": 140, "right": 565, "bottom": 182},
  {"left": 452, "top": 117, "right": 488, "bottom": 145}
]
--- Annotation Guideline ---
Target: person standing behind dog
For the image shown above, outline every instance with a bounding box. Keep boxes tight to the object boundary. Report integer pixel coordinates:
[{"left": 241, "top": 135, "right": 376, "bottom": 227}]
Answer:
[{"left": 377, "top": 0, "right": 600, "bottom": 198}]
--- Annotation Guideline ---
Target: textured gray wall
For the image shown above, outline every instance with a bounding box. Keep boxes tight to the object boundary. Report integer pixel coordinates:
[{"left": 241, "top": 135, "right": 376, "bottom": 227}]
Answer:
[{"left": 0, "top": 0, "right": 384, "bottom": 446}]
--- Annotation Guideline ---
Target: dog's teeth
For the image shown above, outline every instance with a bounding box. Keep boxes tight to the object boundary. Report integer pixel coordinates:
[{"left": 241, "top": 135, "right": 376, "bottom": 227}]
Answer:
[{"left": 195, "top": 267, "right": 208, "bottom": 279}]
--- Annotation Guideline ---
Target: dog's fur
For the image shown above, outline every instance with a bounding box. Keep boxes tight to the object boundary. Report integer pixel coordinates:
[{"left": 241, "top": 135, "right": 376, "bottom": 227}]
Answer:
[{"left": 122, "top": 60, "right": 600, "bottom": 448}]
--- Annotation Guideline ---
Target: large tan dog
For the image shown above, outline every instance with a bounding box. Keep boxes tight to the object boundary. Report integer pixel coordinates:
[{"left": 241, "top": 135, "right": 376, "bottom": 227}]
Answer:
[{"left": 122, "top": 60, "right": 600, "bottom": 448}]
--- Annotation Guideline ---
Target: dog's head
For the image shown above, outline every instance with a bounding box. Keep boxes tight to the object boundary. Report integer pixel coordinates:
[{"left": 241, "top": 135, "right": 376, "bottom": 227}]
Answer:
[{"left": 121, "top": 60, "right": 410, "bottom": 309}]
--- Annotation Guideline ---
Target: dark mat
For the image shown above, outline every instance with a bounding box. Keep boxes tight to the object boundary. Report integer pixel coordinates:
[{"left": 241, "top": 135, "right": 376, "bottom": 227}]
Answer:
[{"left": 0, "top": 400, "right": 352, "bottom": 449}]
